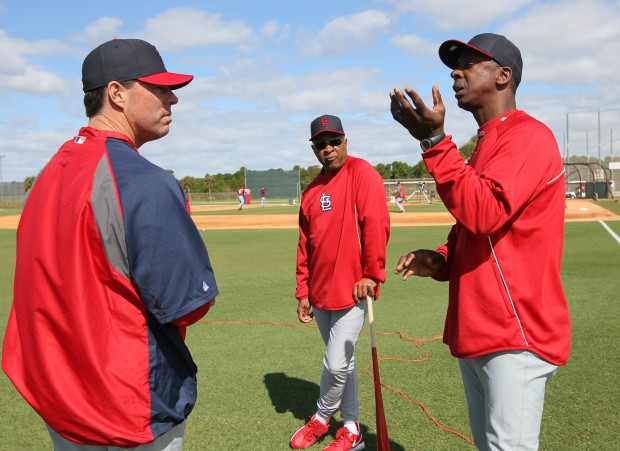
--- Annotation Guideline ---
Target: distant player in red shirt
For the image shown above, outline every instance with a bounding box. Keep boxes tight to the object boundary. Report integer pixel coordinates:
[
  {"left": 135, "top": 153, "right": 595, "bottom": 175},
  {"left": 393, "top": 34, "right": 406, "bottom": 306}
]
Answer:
[
  {"left": 237, "top": 185, "right": 245, "bottom": 210},
  {"left": 290, "top": 115, "right": 390, "bottom": 451},
  {"left": 391, "top": 33, "right": 571, "bottom": 450},
  {"left": 395, "top": 181, "right": 406, "bottom": 212}
]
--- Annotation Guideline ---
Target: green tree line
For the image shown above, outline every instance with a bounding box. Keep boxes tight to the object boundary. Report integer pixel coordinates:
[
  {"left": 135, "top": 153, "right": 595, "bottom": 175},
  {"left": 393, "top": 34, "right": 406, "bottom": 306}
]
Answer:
[
  {"left": 175, "top": 160, "right": 434, "bottom": 194},
  {"left": 175, "top": 135, "right": 479, "bottom": 193},
  {"left": 21, "top": 135, "right": 620, "bottom": 194},
  {"left": 23, "top": 136, "right": 487, "bottom": 193}
]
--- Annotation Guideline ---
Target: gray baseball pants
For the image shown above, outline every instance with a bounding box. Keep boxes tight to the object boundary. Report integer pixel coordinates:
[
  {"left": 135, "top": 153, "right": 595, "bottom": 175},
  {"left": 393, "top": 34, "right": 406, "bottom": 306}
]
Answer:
[
  {"left": 313, "top": 299, "right": 367, "bottom": 423},
  {"left": 459, "top": 350, "right": 558, "bottom": 450},
  {"left": 46, "top": 420, "right": 186, "bottom": 451}
]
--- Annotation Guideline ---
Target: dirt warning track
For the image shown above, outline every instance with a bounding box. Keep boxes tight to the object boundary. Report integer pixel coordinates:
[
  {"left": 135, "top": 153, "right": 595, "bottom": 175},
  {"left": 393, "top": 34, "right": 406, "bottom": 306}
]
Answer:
[
  {"left": 0, "top": 200, "right": 618, "bottom": 230},
  {"left": 183, "top": 199, "right": 620, "bottom": 230}
]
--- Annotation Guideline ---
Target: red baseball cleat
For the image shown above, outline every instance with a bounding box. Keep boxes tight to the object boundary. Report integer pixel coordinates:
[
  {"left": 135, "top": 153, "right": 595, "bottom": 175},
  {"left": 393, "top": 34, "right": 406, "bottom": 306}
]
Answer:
[
  {"left": 290, "top": 414, "right": 331, "bottom": 449},
  {"left": 323, "top": 424, "right": 365, "bottom": 451}
]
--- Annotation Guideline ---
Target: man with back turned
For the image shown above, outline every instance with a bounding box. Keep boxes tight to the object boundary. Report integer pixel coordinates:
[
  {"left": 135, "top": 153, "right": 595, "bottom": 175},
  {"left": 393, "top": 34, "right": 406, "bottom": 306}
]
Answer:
[{"left": 3, "top": 38, "right": 218, "bottom": 450}]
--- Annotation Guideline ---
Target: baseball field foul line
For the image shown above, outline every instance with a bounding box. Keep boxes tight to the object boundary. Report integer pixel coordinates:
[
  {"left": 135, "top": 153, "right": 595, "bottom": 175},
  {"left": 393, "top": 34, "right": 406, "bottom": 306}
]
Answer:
[{"left": 598, "top": 220, "right": 620, "bottom": 245}]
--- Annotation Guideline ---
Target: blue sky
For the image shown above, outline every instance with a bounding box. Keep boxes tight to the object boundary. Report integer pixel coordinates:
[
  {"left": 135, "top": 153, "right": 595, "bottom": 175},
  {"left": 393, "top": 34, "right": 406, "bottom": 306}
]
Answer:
[{"left": 1, "top": 0, "right": 619, "bottom": 182}]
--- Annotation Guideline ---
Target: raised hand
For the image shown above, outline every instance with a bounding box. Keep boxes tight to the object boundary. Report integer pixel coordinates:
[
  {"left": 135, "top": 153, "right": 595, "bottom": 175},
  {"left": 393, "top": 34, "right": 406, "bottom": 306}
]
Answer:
[{"left": 389, "top": 85, "right": 446, "bottom": 141}]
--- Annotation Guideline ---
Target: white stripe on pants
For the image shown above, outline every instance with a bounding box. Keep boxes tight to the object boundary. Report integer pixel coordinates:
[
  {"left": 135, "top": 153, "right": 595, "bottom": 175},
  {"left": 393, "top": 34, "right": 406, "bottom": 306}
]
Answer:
[
  {"left": 459, "top": 350, "right": 558, "bottom": 451},
  {"left": 313, "top": 299, "right": 366, "bottom": 422}
]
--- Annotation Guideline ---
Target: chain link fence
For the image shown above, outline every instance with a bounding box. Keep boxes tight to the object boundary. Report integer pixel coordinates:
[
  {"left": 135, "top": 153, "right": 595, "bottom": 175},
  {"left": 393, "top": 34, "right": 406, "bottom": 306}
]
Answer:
[{"left": 0, "top": 182, "right": 25, "bottom": 208}]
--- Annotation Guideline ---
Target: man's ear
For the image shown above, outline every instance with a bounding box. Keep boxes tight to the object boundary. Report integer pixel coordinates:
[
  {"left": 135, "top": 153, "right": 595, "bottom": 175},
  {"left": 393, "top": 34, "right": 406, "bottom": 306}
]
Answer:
[
  {"left": 496, "top": 66, "right": 513, "bottom": 87},
  {"left": 106, "top": 81, "right": 129, "bottom": 109}
]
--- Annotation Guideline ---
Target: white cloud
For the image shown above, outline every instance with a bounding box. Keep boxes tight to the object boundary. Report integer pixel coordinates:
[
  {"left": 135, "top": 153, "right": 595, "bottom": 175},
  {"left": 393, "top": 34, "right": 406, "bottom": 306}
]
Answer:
[
  {"left": 392, "top": 0, "right": 536, "bottom": 29},
  {"left": 261, "top": 20, "right": 280, "bottom": 37},
  {"left": 0, "top": 30, "right": 70, "bottom": 96},
  {"left": 2, "top": 1, "right": 620, "bottom": 182},
  {"left": 500, "top": 0, "right": 620, "bottom": 86},
  {"left": 137, "top": 8, "right": 254, "bottom": 50},
  {"left": 263, "top": 21, "right": 291, "bottom": 45},
  {"left": 0, "top": 66, "right": 68, "bottom": 95},
  {"left": 71, "top": 17, "right": 124, "bottom": 45},
  {"left": 279, "top": 68, "right": 386, "bottom": 112},
  {"left": 301, "top": 10, "right": 393, "bottom": 56},
  {"left": 184, "top": 60, "right": 387, "bottom": 115},
  {"left": 0, "top": 127, "right": 74, "bottom": 179},
  {"left": 389, "top": 34, "right": 438, "bottom": 57}
]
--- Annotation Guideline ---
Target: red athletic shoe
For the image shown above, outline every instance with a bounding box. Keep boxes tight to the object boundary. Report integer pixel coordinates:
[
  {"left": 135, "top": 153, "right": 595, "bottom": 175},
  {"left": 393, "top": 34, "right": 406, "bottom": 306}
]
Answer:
[
  {"left": 323, "top": 424, "right": 365, "bottom": 451},
  {"left": 290, "top": 414, "right": 331, "bottom": 449}
]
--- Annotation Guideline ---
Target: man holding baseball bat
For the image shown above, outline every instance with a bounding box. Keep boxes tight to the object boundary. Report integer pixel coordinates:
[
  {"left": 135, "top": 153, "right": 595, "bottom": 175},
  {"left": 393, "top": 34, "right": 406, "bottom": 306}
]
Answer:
[
  {"left": 291, "top": 115, "right": 390, "bottom": 450},
  {"left": 3, "top": 39, "right": 218, "bottom": 449},
  {"left": 390, "top": 33, "right": 571, "bottom": 450}
]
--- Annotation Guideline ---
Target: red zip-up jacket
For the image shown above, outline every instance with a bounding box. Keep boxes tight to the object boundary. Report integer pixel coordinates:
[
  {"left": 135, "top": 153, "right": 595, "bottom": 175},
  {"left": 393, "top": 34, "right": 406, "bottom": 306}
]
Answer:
[
  {"left": 296, "top": 156, "right": 390, "bottom": 310},
  {"left": 424, "top": 110, "right": 571, "bottom": 366}
]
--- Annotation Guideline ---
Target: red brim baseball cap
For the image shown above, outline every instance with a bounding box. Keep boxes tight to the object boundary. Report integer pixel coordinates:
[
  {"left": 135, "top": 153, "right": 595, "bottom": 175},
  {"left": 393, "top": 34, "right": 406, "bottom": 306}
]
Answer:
[
  {"left": 82, "top": 38, "right": 194, "bottom": 92},
  {"left": 138, "top": 72, "right": 194, "bottom": 90}
]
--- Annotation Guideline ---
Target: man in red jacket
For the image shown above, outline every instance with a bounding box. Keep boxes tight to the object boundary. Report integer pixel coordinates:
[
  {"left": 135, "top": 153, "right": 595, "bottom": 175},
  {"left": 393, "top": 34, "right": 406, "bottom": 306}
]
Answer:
[
  {"left": 390, "top": 33, "right": 571, "bottom": 450},
  {"left": 291, "top": 115, "right": 390, "bottom": 451}
]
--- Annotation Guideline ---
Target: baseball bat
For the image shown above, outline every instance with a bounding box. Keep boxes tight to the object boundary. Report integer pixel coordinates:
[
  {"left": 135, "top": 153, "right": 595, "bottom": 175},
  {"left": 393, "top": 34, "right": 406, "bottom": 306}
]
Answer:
[{"left": 367, "top": 295, "right": 390, "bottom": 451}]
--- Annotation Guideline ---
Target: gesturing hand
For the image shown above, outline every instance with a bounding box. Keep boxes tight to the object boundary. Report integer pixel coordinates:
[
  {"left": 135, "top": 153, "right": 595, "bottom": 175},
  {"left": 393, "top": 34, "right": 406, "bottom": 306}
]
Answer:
[
  {"left": 395, "top": 249, "right": 446, "bottom": 280},
  {"left": 389, "top": 85, "right": 446, "bottom": 141}
]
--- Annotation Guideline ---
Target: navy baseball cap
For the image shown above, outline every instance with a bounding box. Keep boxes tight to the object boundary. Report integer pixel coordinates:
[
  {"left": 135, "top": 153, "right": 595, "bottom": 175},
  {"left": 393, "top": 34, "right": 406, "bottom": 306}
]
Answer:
[
  {"left": 309, "top": 115, "right": 345, "bottom": 140},
  {"left": 82, "top": 38, "right": 194, "bottom": 92},
  {"left": 438, "top": 33, "right": 523, "bottom": 87}
]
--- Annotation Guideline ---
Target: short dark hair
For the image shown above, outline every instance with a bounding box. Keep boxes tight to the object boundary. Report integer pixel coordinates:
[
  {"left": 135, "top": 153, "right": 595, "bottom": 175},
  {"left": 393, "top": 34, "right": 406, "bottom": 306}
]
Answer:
[
  {"left": 83, "top": 80, "right": 136, "bottom": 118},
  {"left": 84, "top": 86, "right": 106, "bottom": 118}
]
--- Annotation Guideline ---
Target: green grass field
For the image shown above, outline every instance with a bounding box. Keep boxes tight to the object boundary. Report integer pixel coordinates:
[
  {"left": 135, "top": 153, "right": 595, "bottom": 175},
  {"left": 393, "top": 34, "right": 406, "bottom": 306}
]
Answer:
[{"left": 1, "top": 215, "right": 619, "bottom": 450}]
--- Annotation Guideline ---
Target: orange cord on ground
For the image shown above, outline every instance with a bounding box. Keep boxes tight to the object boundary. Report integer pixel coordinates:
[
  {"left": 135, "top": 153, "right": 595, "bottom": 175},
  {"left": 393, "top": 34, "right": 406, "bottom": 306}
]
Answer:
[
  {"left": 199, "top": 319, "right": 474, "bottom": 446},
  {"left": 363, "top": 330, "right": 474, "bottom": 446}
]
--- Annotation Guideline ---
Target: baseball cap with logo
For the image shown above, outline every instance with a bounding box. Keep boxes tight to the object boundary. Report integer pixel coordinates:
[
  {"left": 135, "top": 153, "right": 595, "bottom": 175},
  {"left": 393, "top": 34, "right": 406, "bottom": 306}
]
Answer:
[
  {"left": 309, "top": 115, "right": 345, "bottom": 141},
  {"left": 82, "top": 38, "right": 194, "bottom": 92},
  {"left": 438, "top": 33, "right": 523, "bottom": 87}
]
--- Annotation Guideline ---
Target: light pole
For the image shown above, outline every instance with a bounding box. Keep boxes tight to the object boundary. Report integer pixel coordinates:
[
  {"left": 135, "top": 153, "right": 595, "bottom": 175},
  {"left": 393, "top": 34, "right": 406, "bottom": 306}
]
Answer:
[
  {"left": 566, "top": 108, "right": 619, "bottom": 165},
  {"left": 565, "top": 112, "right": 569, "bottom": 162},
  {"left": 598, "top": 109, "right": 601, "bottom": 164},
  {"left": 0, "top": 155, "right": 4, "bottom": 200}
]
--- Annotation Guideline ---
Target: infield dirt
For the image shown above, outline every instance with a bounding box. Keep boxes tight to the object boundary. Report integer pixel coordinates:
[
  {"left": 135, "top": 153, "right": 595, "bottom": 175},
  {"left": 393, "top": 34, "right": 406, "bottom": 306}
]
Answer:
[
  {"left": 191, "top": 199, "right": 619, "bottom": 229},
  {"left": 1, "top": 199, "right": 617, "bottom": 230}
]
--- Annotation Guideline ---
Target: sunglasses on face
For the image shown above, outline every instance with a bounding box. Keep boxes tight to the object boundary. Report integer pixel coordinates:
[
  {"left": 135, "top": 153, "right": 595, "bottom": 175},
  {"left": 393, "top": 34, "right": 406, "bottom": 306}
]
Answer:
[{"left": 312, "top": 137, "right": 345, "bottom": 150}]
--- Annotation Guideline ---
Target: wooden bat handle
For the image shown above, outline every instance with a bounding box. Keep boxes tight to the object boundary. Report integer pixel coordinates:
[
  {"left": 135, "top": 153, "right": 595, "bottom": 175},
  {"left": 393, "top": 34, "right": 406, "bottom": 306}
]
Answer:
[{"left": 367, "top": 295, "right": 378, "bottom": 348}]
